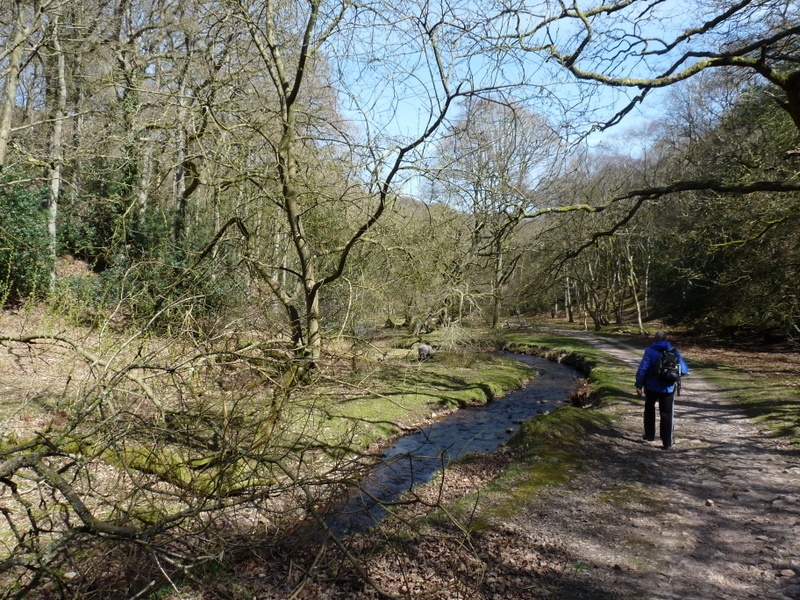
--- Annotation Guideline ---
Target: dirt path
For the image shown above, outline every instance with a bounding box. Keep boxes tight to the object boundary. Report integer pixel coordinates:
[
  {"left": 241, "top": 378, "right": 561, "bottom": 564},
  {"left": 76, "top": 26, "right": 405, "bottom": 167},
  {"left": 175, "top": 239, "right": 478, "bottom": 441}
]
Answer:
[{"left": 520, "top": 333, "right": 800, "bottom": 599}]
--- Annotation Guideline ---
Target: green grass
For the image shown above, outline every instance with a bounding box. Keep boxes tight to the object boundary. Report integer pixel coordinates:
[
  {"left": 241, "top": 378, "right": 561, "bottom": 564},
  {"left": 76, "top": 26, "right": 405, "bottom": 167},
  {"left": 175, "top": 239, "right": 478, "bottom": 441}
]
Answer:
[
  {"left": 503, "top": 331, "right": 638, "bottom": 408},
  {"left": 691, "top": 360, "right": 800, "bottom": 445},
  {"left": 306, "top": 351, "right": 536, "bottom": 448},
  {"left": 439, "top": 405, "right": 615, "bottom": 531}
]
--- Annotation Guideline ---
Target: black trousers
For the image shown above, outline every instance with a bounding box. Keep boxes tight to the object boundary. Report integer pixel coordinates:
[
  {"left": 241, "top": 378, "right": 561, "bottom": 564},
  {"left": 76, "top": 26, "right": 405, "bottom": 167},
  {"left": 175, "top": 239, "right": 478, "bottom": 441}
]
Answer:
[{"left": 644, "top": 389, "right": 675, "bottom": 448}]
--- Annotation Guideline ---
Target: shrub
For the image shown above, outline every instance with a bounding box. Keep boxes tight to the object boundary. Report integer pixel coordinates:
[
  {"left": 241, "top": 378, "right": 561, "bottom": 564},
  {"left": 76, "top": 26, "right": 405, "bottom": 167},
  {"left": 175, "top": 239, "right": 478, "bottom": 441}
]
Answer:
[
  {"left": 95, "top": 235, "right": 246, "bottom": 334},
  {"left": 0, "top": 177, "right": 52, "bottom": 304}
]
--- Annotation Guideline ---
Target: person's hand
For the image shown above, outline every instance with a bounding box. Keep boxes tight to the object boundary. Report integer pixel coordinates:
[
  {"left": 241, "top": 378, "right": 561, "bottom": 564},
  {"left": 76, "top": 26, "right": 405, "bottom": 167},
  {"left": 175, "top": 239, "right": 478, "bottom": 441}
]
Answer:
[{"left": 636, "top": 387, "right": 643, "bottom": 396}]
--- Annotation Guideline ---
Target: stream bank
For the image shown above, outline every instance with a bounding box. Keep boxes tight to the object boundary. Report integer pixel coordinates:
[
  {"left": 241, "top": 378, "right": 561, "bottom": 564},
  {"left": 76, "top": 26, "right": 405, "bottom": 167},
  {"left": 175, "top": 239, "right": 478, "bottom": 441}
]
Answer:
[
  {"left": 154, "top": 333, "right": 800, "bottom": 600},
  {"left": 237, "top": 334, "right": 800, "bottom": 599},
  {"left": 327, "top": 353, "right": 582, "bottom": 535}
]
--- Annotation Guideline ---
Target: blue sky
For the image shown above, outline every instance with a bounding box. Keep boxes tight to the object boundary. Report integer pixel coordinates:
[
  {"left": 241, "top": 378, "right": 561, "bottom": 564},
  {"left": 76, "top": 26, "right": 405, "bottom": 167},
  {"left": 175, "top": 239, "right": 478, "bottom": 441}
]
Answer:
[{"left": 324, "top": 0, "right": 728, "bottom": 195}]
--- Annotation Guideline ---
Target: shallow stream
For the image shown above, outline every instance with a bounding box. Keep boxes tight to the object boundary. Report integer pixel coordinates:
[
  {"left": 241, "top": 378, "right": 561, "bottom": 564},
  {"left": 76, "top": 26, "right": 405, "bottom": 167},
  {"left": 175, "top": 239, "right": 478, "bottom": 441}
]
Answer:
[{"left": 326, "top": 353, "right": 582, "bottom": 535}]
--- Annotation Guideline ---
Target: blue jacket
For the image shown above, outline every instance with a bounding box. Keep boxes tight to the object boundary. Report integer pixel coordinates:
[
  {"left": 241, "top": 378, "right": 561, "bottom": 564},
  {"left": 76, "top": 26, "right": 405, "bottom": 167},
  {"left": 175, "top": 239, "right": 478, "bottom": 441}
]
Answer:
[{"left": 635, "top": 340, "right": 689, "bottom": 393}]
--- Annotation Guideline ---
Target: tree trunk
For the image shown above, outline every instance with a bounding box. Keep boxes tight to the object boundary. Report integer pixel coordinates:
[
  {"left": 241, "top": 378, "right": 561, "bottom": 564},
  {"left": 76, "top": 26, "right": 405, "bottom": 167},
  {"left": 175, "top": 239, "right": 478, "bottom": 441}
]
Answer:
[
  {"left": 0, "top": 5, "right": 30, "bottom": 171},
  {"left": 565, "top": 276, "right": 574, "bottom": 323},
  {"left": 47, "top": 17, "right": 67, "bottom": 291},
  {"left": 491, "top": 241, "right": 503, "bottom": 329},
  {"left": 626, "top": 241, "right": 645, "bottom": 334}
]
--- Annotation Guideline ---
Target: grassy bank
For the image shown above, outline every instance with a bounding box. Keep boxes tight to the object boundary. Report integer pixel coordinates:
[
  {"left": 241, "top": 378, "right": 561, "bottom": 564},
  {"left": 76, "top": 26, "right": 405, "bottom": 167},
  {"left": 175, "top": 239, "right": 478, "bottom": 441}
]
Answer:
[
  {"left": 503, "top": 328, "right": 800, "bottom": 447},
  {"left": 679, "top": 343, "right": 800, "bottom": 446},
  {"left": 428, "top": 331, "right": 627, "bottom": 527},
  {"left": 309, "top": 349, "right": 537, "bottom": 448}
]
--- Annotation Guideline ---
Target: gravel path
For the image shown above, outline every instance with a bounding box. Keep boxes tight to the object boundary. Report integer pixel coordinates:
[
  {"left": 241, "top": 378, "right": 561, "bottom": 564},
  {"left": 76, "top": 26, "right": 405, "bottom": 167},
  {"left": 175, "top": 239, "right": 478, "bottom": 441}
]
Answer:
[{"left": 525, "top": 333, "right": 800, "bottom": 599}]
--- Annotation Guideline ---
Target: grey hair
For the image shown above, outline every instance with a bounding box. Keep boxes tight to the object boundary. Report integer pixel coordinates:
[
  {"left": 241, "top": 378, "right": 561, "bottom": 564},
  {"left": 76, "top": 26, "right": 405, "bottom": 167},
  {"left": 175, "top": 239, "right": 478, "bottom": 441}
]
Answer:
[{"left": 654, "top": 330, "right": 667, "bottom": 341}]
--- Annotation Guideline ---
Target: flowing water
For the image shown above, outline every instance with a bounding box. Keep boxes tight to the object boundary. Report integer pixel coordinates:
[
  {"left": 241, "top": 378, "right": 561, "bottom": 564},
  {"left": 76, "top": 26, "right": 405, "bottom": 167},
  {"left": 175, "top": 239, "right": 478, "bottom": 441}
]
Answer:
[{"left": 326, "top": 353, "right": 582, "bottom": 535}]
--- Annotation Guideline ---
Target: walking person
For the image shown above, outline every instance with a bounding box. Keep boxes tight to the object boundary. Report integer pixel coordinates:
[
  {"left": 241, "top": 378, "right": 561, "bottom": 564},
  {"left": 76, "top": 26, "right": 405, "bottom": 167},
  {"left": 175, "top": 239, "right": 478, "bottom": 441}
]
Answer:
[{"left": 635, "top": 330, "right": 689, "bottom": 449}]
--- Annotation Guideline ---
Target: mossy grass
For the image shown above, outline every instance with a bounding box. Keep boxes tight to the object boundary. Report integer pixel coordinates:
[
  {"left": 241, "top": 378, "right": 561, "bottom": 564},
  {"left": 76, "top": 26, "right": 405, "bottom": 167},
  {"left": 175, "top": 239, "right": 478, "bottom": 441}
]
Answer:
[
  {"left": 441, "top": 406, "right": 616, "bottom": 531},
  {"left": 502, "top": 331, "right": 637, "bottom": 408},
  {"left": 689, "top": 359, "right": 800, "bottom": 445},
  {"left": 302, "top": 350, "right": 536, "bottom": 449}
]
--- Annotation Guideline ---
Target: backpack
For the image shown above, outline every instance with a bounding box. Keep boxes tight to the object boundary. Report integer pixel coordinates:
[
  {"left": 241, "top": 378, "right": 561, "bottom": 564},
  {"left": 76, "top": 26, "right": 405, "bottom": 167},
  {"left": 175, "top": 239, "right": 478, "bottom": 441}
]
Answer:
[{"left": 652, "top": 348, "right": 680, "bottom": 384}]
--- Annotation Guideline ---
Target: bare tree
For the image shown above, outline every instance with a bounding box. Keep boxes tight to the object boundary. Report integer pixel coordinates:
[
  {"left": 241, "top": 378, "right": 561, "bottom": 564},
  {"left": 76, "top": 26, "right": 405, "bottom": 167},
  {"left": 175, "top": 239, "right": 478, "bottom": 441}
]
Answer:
[
  {"left": 44, "top": 13, "right": 66, "bottom": 289},
  {"left": 436, "top": 97, "right": 561, "bottom": 327},
  {"left": 509, "top": 0, "right": 800, "bottom": 140},
  {"left": 226, "top": 0, "right": 528, "bottom": 368},
  {"left": 0, "top": 0, "right": 52, "bottom": 172}
]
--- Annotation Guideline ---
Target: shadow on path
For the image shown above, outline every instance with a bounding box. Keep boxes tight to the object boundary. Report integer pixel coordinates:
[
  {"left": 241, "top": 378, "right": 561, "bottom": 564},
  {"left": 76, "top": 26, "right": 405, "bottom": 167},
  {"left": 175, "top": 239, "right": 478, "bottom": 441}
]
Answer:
[{"left": 549, "top": 332, "right": 800, "bottom": 600}]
